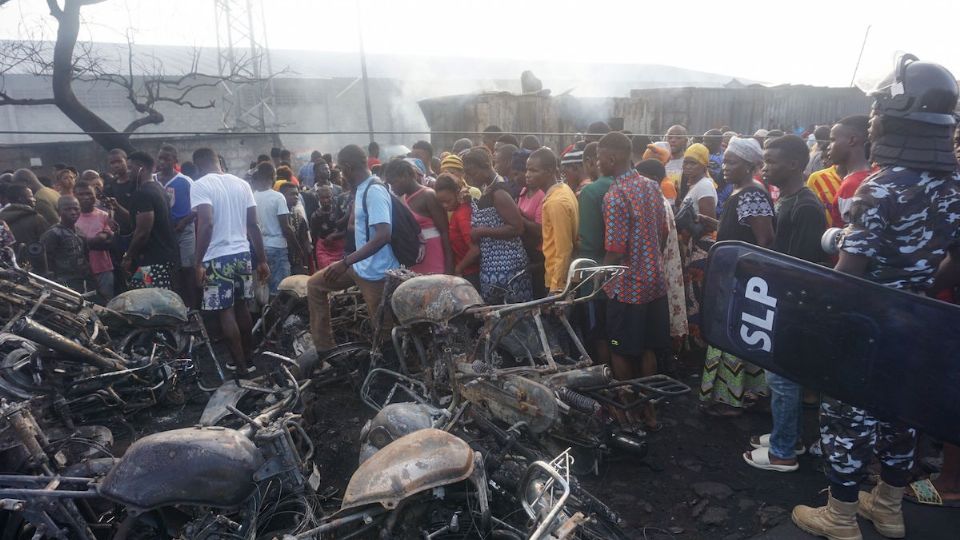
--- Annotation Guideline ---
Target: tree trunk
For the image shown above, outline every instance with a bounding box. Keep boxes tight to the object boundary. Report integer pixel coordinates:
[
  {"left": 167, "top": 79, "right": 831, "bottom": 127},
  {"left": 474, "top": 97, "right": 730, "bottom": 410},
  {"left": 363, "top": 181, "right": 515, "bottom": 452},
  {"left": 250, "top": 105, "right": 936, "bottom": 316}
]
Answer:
[{"left": 51, "top": 1, "right": 134, "bottom": 153}]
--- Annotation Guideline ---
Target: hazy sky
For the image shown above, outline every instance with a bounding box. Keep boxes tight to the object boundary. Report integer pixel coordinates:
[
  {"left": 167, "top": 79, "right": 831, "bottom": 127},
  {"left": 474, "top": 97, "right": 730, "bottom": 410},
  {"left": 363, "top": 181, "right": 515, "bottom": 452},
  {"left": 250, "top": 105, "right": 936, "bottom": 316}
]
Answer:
[{"left": 2, "top": 0, "right": 959, "bottom": 89}]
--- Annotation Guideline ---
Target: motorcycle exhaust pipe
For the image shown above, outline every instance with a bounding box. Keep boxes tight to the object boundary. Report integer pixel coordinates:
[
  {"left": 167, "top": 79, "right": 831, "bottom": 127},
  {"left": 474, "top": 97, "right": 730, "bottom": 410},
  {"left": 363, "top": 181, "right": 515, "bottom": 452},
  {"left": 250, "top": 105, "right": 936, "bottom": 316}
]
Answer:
[
  {"left": 609, "top": 431, "right": 648, "bottom": 458},
  {"left": 12, "top": 317, "right": 123, "bottom": 372},
  {"left": 545, "top": 365, "right": 611, "bottom": 389}
]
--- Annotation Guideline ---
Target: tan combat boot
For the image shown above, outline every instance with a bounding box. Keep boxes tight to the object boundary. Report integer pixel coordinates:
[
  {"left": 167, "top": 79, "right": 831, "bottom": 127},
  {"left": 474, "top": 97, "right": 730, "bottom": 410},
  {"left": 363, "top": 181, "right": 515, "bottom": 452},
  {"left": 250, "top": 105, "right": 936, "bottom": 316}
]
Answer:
[
  {"left": 791, "top": 492, "right": 863, "bottom": 540},
  {"left": 858, "top": 481, "right": 906, "bottom": 538}
]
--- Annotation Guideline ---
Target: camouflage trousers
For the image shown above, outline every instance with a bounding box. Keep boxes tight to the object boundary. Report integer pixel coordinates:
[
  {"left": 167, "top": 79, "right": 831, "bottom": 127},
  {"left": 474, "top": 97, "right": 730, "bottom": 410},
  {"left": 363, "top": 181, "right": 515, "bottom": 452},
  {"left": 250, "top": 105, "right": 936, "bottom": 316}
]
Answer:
[{"left": 820, "top": 397, "right": 916, "bottom": 502}]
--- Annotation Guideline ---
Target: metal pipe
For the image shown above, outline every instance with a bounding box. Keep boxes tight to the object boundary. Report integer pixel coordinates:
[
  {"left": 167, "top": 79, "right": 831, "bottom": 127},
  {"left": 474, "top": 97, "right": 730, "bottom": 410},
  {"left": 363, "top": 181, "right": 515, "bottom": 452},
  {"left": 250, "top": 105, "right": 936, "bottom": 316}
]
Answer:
[
  {"left": 531, "top": 309, "right": 557, "bottom": 371},
  {"left": 0, "top": 488, "right": 100, "bottom": 498},
  {"left": 284, "top": 507, "right": 386, "bottom": 538},
  {"left": 556, "top": 313, "right": 590, "bottom": 363},
  {"left": 11, "top": 318, "right": 123, "bottom": 372}
]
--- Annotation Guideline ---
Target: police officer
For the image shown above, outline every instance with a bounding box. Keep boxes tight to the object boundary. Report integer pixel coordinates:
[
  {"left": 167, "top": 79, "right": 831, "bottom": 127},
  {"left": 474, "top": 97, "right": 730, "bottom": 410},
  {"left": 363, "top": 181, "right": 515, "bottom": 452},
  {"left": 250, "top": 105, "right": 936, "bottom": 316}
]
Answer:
[{"left": 792, "top": 55, "right": 960, "bottom": 540}]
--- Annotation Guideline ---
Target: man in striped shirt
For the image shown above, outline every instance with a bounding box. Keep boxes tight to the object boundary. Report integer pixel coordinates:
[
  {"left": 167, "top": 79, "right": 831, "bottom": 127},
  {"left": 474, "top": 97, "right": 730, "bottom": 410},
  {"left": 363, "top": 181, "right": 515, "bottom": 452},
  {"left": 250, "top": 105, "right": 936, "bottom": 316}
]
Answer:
[{"left": 806, "top": 162, "right": 843, "bottom": 228}]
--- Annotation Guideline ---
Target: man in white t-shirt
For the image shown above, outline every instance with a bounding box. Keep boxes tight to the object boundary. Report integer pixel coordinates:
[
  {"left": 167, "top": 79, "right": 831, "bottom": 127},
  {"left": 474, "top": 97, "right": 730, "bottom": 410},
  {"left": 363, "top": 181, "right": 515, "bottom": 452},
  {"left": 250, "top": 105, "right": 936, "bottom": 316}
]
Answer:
[
  {"left": 665, "top": 124, "right": 689, "bottom": 192},
  {"left": 191, "top": 148, "right": 270, "bottom": 377},
  {"left": 251, "top": 162, "right": 298, "bottom": 295}
]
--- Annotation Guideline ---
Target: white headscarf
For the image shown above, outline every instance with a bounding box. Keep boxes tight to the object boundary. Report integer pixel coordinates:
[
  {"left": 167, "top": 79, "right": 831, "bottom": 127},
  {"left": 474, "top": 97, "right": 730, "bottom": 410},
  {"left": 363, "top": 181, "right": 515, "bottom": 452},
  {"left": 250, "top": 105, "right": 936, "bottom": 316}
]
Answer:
[{"left": 724, "top": 136, "right": 764, "bottom": 166}]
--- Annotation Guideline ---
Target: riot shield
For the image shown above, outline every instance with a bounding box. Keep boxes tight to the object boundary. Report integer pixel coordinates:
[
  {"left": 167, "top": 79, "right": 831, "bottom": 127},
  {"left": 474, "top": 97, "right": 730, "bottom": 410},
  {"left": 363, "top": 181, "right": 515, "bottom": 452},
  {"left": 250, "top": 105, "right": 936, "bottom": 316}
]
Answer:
[{"left": 701, "top": 241, "right": 960, "bottom": 446}]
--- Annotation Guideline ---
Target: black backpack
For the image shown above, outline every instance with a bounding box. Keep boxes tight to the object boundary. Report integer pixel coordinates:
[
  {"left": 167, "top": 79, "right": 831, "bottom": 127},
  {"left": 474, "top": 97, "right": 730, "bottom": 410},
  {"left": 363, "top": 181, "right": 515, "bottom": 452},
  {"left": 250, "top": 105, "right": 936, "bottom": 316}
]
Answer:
[{"left": 361, "top": 181, "right": 424, "bottom": 267}]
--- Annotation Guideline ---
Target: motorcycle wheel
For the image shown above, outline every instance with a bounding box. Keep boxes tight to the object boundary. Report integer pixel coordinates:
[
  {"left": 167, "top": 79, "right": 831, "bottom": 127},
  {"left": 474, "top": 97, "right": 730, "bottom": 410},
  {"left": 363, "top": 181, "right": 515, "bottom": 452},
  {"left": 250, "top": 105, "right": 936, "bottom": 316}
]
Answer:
[
  {"left": 118, "top": 327, "right": 180, "bottom": 360},
  {"left": 0, "top": 346, "right": 43, "bottom": 398}
]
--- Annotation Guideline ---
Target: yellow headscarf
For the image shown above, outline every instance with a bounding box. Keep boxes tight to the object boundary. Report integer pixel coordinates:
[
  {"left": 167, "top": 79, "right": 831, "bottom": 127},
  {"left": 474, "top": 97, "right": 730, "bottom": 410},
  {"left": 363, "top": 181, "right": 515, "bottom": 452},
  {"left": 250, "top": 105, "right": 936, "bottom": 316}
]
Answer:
[{"left": 684, "top": 143, "right": 709, "bottom": 166}]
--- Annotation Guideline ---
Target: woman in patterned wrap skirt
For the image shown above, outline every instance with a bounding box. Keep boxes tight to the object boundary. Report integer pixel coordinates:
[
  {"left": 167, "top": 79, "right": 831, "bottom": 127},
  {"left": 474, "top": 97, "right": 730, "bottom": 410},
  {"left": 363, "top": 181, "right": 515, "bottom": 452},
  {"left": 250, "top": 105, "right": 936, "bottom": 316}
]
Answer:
[{"left": 698, "top": 142, "right": 776, "bottom": 415}]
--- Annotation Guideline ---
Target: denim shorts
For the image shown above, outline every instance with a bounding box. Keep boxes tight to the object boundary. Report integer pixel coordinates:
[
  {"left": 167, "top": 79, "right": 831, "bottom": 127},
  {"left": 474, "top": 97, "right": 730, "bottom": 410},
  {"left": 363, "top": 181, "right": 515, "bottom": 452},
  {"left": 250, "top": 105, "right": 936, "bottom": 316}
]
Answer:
[
  {"left": 177, "top": 226, "right": 197, "bottom": 268},
  {"left": 264, "top": 246, "right": 291, "bottom": 295}
]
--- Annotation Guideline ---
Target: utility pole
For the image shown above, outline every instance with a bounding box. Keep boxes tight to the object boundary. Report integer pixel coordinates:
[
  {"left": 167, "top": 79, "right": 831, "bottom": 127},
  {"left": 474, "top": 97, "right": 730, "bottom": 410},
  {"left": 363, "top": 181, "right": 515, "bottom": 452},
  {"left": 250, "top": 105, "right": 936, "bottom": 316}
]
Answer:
[
  {"left": 850, "top": 25, "right": 872, "bottom": 87},
  {"left": 357, "top": 2, "right": 375, "bottom": 144}
]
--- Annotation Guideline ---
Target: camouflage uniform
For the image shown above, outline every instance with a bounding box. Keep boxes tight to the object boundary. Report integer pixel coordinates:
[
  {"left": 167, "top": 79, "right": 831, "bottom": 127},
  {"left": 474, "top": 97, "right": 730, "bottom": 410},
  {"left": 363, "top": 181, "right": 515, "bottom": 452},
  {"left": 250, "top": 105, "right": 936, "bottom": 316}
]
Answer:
[
  {"left": 827, "top": 165, "right": 960, "bottom": 501},
  {"left": 819, "top": 397, "right": 917, "bottom": 497}
]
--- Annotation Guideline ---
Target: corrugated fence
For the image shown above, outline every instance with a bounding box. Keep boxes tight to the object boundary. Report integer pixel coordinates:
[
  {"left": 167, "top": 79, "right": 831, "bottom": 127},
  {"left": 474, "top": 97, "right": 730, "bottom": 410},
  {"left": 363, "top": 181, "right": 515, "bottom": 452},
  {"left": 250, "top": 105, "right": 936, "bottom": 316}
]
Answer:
[{"left": 419, "top": 86, "right": 872, "bottom": 151}]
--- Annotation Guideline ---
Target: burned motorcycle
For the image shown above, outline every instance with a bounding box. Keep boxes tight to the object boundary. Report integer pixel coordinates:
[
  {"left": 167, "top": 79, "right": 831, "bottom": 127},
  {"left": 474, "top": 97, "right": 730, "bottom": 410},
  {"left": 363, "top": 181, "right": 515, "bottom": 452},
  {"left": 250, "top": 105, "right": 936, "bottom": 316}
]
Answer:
[
  {"left": 253, "top": 275, "right": 372, "bottom": 359},
  {"left": 102, "top": 288, "right": 225, "bottom": 393},
  {"left": 336, "top": 396, "right": 627, "bottom": 539},
  {"left": 287, "top": 424, "right": 617, "bottom": 539},
  {"left": 0, "top": 368, "right": 319, "bottom": 540},
  {"left": 0, "top": 266, "right": 220, "bottom": 426},
  {"left": 374, "top": 260, "right": 690, "bottom": 472}
]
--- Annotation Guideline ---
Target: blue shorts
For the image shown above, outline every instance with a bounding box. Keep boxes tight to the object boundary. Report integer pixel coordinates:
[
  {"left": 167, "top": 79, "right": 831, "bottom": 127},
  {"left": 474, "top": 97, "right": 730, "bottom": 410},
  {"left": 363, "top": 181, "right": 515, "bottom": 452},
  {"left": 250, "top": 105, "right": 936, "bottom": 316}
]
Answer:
[{"left": 202, "top": 252, "right": 253, "bottom": 311}]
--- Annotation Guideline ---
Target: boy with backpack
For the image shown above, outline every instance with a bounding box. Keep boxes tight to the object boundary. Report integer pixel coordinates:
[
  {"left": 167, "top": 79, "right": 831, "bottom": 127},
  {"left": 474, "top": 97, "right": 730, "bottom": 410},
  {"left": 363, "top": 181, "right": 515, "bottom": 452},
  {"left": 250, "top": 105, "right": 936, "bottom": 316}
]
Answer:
[{"left": 307, "top": 145, "right": 422, "bottom": 351}]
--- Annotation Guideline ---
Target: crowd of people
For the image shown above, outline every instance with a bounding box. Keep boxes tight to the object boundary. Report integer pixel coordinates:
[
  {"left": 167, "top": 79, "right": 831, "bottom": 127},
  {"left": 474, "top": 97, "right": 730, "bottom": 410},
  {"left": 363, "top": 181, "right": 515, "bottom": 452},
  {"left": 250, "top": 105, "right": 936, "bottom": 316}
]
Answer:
[{"left": 0, "top": 55, "right": 958, "bottom": 540}]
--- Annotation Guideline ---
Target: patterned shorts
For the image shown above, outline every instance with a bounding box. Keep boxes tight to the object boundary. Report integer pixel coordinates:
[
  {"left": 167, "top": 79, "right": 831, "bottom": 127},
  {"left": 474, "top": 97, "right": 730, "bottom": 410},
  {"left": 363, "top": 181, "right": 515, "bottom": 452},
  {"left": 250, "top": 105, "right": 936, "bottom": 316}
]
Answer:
[
  {"left": 128, "top": 262, "right": 174, "bottom": 290},
  {"left": 202, "top": 252, "right": 253, "bottom": 311}
]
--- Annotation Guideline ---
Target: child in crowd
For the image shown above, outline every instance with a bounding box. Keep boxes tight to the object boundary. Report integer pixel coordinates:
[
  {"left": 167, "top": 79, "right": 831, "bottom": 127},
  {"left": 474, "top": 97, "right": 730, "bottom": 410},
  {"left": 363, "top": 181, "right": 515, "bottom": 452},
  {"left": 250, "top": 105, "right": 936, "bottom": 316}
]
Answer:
[
  {"left": 434, "top": 173, "right": 480, "bottom": 290},
  {"left": 74, "top": 182, "right": 115, "bottom": 300},
  {"left": 280, "top": 182, "right": 315, "bottom": 276},
  {"left": 40, "top": 195, "right": 91, "bottom": 293},
  {"left": 311, "top": 185, "right": 346, "bottom": 270}
]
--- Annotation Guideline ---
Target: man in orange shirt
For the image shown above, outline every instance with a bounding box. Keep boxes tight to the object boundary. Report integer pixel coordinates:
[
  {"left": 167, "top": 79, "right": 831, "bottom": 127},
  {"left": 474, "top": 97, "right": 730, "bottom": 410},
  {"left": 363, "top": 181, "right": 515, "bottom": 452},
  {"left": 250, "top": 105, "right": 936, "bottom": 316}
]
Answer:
[{"left": 527, "top": 148, "right": 578, "bottom": 293}]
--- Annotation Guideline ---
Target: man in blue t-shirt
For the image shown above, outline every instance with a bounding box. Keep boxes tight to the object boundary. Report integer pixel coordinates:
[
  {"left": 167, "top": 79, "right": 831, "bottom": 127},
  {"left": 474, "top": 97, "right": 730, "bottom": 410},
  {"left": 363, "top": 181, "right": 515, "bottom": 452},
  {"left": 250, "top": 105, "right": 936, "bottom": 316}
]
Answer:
[
  {"left": 157, "top": 144, "right": 198, "bottom": 308},
  {"left": 307, "top": 144, "right": 399, "bottom": 351}
]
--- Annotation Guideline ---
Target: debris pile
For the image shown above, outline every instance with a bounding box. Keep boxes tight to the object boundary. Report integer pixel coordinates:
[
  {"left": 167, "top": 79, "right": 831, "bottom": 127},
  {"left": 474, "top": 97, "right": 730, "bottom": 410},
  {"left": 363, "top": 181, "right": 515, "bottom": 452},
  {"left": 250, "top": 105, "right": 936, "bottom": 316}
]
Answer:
[{"left": 0, "top": 260, "right": 690, "bottom": 538}]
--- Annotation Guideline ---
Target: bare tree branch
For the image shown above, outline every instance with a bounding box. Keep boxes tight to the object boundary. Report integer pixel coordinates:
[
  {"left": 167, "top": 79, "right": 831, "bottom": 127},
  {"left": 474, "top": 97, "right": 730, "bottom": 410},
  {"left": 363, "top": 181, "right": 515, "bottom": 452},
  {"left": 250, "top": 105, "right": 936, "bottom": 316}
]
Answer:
[
  {"left": 0, "top": 90, "right": 56, "bottom": 106},
  {"left": 45, "top": 0, "right": 63, "bottom": 19},
  {"left": 1, "top": 0, "right": 281, "bottom": 149}
]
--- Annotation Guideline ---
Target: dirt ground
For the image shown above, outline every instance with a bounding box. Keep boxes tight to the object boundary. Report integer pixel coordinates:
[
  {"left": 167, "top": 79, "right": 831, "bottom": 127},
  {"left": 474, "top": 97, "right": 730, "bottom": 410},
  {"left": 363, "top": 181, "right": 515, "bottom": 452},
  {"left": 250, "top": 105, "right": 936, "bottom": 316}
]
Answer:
[
  {"left": 288, "top": 351, "right": 957, "bottom": 540},
  {"left": 580, "top": 352, "right": 827, "bottom": 540}
]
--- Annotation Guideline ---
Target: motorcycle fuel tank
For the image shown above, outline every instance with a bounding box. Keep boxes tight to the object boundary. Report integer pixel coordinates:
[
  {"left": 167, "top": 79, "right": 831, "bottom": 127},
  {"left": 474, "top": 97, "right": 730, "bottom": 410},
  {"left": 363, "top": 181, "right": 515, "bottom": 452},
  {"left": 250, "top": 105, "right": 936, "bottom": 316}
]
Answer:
[
  {"left": 341, "top": 428, "right": 475, "bottom": 511},
  {"left": 391, "top": 275, "right": 484, "bottom": 326},
  {"left": 99, "top": 426, "right": 263, "bottom": 510},
  {"left": 358, "top": 402, "right": 446, "bottom": 463},
  {"left": 277, "top": 274, "right": 310, "bottom": 299},
  {"left": 106, "top": 288, "right": 189, "bottom": 327}
]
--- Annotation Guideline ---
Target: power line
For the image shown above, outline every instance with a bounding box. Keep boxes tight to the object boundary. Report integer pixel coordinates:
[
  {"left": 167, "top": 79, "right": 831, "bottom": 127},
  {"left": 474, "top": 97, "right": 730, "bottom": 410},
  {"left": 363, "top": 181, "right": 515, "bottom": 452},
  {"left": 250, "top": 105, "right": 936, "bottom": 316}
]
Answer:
[{"left": 0, "top": 129, "right": 807, "bottom": 138}]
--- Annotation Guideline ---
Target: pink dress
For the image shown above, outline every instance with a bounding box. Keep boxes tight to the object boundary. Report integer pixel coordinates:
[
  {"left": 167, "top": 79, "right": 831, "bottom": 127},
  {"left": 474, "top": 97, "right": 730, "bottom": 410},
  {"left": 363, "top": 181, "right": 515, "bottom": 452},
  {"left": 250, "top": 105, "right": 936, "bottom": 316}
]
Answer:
[
  {"left": 75, "top": 209, "right": 113, "bottom": 275},
  {"left": 405, "top": 188, "right": 445, "bottom": 274}
]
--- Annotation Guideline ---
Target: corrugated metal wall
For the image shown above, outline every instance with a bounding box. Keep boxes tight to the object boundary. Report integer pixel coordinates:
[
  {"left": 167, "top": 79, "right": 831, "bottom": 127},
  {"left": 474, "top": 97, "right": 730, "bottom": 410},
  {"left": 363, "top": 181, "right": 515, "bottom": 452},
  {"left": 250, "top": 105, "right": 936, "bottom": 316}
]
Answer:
[
  {"left": 630, "top": 86, "right": 872, "bottom": 134},
  {"left": 419, "top": 86, "right": 873, "bottom": 150}
]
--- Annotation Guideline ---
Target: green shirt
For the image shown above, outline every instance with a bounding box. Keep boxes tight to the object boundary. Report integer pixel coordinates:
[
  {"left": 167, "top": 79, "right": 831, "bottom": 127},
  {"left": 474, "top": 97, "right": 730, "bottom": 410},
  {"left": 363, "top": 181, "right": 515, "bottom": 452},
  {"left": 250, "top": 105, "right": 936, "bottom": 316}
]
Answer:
[{"left": 576, "top": 176, "right": 613, "bottom": 263}]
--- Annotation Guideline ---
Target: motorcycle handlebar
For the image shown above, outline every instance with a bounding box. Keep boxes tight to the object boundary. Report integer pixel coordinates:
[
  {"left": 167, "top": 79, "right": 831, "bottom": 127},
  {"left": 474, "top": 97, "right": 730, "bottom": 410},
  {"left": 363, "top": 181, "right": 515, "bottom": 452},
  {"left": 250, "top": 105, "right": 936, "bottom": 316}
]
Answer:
[
  {"left": 236, "top": 366, "right": 308, "bottom": 438},
  {"left": 481, "top": 259, "right": 626, "bottom": 316}
]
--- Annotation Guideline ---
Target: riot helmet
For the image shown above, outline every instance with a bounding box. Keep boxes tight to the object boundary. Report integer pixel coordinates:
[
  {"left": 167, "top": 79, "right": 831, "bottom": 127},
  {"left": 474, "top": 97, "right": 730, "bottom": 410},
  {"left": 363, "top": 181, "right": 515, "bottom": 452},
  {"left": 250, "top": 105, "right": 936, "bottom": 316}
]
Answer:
[{"left": 870, "top": 54, "right": 958, "bottom": 126}]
